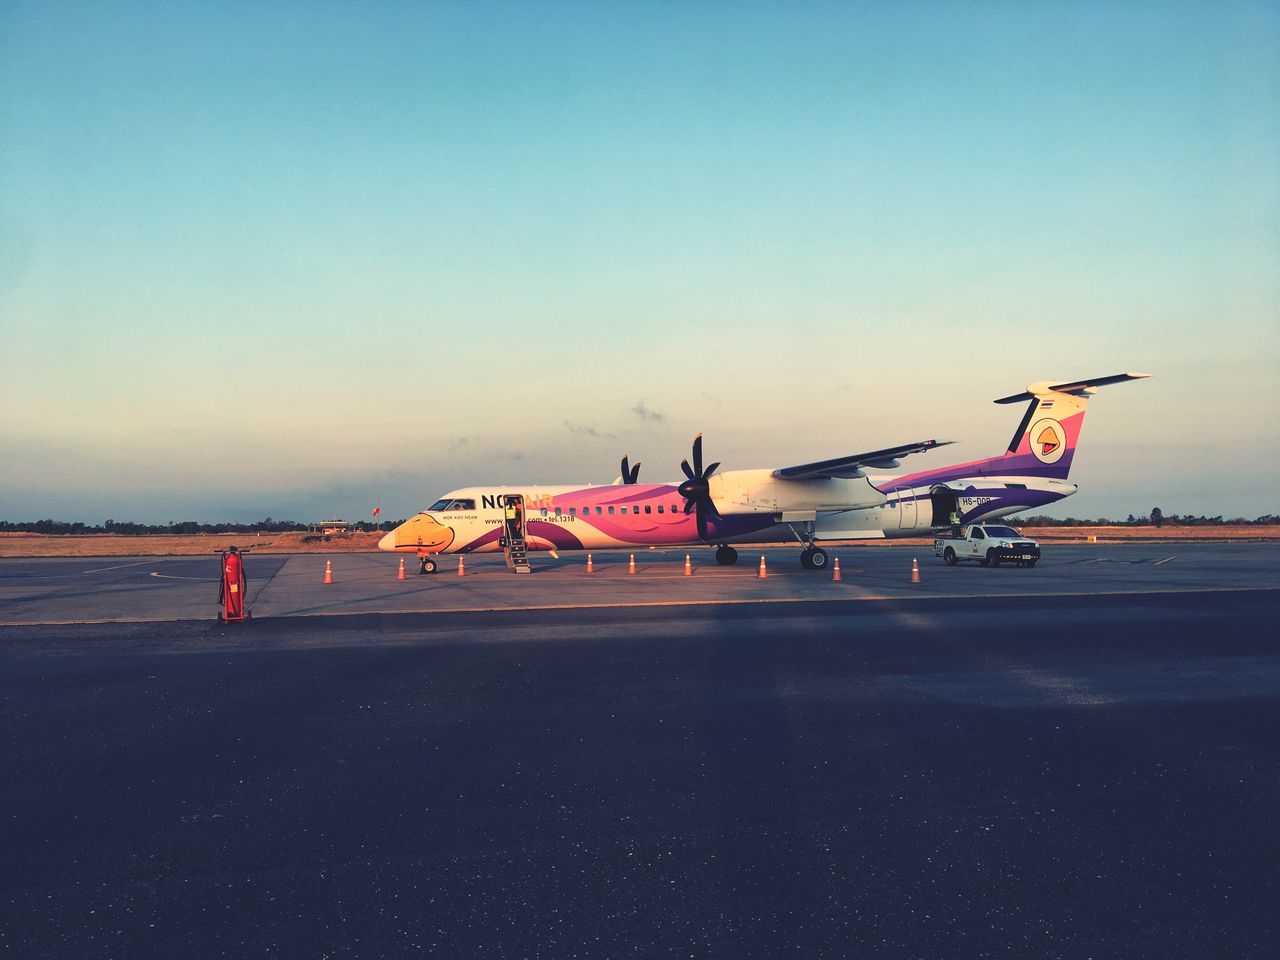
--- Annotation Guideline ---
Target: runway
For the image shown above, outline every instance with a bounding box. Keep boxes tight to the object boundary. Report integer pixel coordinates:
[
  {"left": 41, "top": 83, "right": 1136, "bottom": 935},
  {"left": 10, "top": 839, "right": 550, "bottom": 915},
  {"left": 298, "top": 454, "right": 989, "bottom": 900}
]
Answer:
[
  {"left": 0, "top": 541, "right": 1276, "bottom": 624},
  {"left": 3, "top": 546, "right": 1278, "bottom": 957}
]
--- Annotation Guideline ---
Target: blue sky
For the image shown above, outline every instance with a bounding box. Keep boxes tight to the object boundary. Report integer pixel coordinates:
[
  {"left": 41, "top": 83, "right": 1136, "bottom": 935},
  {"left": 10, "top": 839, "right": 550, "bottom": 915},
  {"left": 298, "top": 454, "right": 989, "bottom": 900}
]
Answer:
[{"left": 2, "top": 1, "right": 1277, "bottom": 523}]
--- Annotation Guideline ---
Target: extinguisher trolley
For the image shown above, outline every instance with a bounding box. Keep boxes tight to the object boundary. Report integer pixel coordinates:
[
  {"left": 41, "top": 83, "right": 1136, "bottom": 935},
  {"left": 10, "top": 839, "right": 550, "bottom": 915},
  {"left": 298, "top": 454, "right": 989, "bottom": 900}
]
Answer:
[{"left": 218, "top": 546, "right": 251, "bottom": 623}]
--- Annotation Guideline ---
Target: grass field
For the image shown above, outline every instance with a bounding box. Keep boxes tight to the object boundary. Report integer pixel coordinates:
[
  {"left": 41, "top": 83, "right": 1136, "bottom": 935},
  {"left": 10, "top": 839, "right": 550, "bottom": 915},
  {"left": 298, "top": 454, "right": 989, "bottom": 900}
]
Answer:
[
  {"left": 1, "top": 526, "right": 1275, "bottom": 558},
  {"left": 0, "top": 531, "right": 386, "bottom": 558}
]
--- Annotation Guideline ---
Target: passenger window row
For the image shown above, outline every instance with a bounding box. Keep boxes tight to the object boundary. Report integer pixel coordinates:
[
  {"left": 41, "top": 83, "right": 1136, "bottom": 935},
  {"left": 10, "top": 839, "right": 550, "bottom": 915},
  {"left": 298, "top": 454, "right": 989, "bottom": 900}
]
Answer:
[{"left": 540, "top": 504, "right": 682, "bottom": 517}]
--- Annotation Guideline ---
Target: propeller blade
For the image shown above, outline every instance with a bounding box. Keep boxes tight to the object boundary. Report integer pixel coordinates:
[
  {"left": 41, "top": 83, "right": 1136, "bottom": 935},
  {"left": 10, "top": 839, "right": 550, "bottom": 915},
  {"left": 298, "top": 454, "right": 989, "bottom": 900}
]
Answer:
[
  {"left": 684, "top": 499, "right": 696, "bottom": 515},
  {"left": 703, "top": 498, "right": 721, "bottom": 520},
  {"left": 628, "top": 461, "right": 641, "bottom": 483},
  {"left": 695, "top": 503, "right": 709, "bottom": 542},
  {"left": 702, "top": 461, "right": 720, "bottom": 480},
  {"left": 620, "top": 457, "right": 631, "bottom": 484},
  {"left": 680, "top": 459, "right": 696, "bottom": 482},
  {"left": 691, "top": 434, "right": 703, "bottom": 477}
]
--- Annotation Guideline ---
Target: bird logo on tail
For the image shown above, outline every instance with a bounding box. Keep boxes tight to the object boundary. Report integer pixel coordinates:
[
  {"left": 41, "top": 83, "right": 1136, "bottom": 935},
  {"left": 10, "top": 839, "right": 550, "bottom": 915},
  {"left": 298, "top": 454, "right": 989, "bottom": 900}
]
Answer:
[
  {"left": 1036, "top": 426, "right": 1061, "bottom": 457},
  {"left": 1029, "top": 418, "right": 1067, "bottom": 464}
]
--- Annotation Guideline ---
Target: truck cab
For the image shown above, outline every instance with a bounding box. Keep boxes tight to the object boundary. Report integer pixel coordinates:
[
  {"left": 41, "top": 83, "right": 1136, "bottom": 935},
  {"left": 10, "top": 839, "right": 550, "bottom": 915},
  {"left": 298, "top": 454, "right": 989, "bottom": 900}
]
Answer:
[{"left": 934, "top": 524, "right": 1040, "bottom": 568}]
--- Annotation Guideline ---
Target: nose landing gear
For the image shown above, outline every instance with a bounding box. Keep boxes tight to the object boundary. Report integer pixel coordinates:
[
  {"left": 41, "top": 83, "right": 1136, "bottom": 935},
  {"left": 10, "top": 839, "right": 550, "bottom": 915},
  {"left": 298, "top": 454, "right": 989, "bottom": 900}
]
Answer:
[
  {"left": 800, "top": 547, "right": 829, "bottom": 570},
  {"left": 715, "top": 545, "right": 739, "bottom": 566},
  {"left": 418, "top": 556, "right": 438, "bottom": 575}
]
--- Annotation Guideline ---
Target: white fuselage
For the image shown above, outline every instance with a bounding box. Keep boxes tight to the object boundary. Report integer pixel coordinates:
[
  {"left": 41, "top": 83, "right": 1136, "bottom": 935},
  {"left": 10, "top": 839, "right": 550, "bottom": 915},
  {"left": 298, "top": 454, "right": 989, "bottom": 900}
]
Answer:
[{"left": 379, "top": 468, "right": 1076, "bottom": 555}]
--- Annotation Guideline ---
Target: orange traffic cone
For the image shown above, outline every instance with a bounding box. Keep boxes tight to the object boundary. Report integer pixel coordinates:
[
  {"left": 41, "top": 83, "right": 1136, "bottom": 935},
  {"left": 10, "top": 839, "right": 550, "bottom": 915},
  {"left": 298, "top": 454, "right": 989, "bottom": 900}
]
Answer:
[
  {"left": 323, "top": 560, "right": 333, "bottom": 584},
  {"left": 628, "top": 553, "right": 636, "bottom": 574},
  {"left": 586, "top": 553, "right": 594, "bottom": 574},
  {"left": 911, "top": 557, "right": 921, "bottom": 584},
  {"left": 397, "top": 558, "right": 406, "bottom": 580},
  {"left": 684, "top": 553, "right": 692, "bottom": 576},
  {"left": 758, "top": 554, "right": 768, "bottom": 579},
  {"left": 832, "top": 557, "right": 842, "bottom": 582},
  {"left": 457, "top": 556, "right": 465, "bottom": 576}
]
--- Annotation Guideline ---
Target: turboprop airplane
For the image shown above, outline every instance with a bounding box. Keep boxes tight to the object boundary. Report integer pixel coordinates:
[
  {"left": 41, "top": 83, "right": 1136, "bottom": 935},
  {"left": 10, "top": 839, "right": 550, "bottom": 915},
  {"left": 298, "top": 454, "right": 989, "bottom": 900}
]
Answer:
[{"left": 379, "top": 373, "right": 1149, "bottom": 573}]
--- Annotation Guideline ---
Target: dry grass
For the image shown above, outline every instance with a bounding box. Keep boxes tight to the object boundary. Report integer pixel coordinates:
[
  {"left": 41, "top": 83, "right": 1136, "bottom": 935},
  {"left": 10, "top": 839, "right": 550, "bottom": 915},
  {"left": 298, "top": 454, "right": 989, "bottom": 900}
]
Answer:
[
  {"left": 1, "top": 525, "right": 1275, "bottom": 558},
  {"left": 0, "top": 531, "right": 386, "bottom": 558}
]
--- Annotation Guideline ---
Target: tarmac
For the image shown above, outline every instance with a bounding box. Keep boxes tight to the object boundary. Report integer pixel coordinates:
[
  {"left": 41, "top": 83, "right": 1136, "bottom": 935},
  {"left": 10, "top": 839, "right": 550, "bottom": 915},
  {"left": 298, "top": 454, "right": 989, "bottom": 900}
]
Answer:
[
  {"left": 0, "top": 541, "right": 1276, "bottom": 625},
  {"left": 2, "top": 544, "right": 1278, "bottom": 958}
]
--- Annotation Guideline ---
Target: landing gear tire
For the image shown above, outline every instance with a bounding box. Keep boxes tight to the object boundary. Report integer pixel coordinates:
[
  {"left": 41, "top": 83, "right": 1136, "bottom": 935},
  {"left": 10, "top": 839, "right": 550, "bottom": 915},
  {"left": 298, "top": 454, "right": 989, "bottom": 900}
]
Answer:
[
  {"left": 715, "top": 546, "right": 738, "bottom": 566},
  {"left": 944, "top": 547, "right": 957, "bottom": 566},
  {"left": 800, "top": 547, "right": 829, "bottom": 571},
  {"left": 419, "top": 557, "right": 438, "bottom": 575}
]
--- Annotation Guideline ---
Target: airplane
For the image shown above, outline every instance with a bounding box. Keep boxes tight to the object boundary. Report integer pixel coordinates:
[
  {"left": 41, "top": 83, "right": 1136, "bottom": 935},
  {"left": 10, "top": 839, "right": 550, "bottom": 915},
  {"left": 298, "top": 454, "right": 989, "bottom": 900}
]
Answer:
[{"left": 378, "top": 372, "right": 1150, "bottom": 573}]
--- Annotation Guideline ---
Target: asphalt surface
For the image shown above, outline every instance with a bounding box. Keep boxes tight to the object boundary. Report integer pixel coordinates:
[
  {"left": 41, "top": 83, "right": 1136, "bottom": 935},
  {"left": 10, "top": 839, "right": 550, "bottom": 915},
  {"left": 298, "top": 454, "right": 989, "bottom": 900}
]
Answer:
[
  {"left": 3, "top": 589, "right": 1278, "bottom": 958},
  {"left": 2, "top": 542, "right": 1277, "bottom": 623}
]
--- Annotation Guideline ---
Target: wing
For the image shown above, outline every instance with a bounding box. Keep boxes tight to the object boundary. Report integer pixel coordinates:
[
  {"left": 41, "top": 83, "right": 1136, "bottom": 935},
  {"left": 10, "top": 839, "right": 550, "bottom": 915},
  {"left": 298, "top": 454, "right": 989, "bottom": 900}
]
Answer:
[{"left": 771, "top": 439, "right": 954, "bottom": 481}]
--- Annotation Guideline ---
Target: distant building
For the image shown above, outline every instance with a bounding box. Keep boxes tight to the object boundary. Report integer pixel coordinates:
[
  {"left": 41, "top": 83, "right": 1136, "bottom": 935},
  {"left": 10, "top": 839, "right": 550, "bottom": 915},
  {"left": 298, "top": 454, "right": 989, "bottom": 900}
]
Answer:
[{"left": 309, "top": 520, "right": 349, "bottom": 536}]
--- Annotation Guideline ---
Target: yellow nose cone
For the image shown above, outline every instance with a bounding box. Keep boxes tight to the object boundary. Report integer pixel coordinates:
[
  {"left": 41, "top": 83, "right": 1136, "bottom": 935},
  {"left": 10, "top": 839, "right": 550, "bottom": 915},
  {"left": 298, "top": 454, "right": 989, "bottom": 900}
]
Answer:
[{"left": 389, "top": 515, "right": 455, "bottom": 552}]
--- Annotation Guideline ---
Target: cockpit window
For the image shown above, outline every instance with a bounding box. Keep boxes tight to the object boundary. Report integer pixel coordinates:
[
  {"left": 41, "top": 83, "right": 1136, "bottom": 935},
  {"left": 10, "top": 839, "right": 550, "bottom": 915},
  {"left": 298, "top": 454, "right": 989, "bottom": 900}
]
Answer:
[{"left": 427, "top": 498, "right": 476, "bottom": 512}]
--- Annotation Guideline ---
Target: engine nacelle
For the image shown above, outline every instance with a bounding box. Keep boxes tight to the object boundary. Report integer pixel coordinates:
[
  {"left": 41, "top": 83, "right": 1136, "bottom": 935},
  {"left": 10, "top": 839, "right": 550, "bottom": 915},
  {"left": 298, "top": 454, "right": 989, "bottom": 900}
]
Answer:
[{"left": 710, "top": 469, "right": 887, "bottom": 514}]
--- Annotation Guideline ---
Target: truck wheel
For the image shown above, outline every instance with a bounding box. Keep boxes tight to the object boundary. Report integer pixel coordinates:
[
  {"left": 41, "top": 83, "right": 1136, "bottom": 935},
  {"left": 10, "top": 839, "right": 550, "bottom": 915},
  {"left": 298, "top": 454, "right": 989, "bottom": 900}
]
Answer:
[
  {"left": 943, "top": 547, "right": 957, "bottom": 566},
  {"left": 979, "top": 551, "right": 991, "bottom": 567},
  {"left": 1026, "top": 559, "right": 1037, "bottom": 568},
  {"left": 986, "top": 549, "right": 999, "bottom": 568}
]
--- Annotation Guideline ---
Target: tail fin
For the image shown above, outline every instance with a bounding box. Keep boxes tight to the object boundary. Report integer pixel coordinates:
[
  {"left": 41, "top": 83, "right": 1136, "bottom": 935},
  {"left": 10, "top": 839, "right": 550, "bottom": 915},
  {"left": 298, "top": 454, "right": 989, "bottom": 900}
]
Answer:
[{"left": 994, "top": 373, "right": 1151, "bottom": 479}]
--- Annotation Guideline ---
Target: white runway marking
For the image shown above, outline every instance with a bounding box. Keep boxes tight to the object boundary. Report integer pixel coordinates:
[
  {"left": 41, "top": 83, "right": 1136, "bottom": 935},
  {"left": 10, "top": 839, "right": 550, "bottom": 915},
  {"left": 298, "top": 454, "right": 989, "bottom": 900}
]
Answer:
[
  {"left": 1154, "top": 556, "right": 1177, "bottom": 565},
  {"left": 83, "top": 559, "right": 164, "bottom": 574},
  {"left": 148, "top": 572, "right": 210, "bottom": 581}
]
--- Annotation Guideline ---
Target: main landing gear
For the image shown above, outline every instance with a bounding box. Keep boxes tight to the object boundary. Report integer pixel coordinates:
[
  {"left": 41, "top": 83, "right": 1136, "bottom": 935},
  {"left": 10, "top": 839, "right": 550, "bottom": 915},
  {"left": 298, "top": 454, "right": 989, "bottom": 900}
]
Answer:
[
  {"left": 418, "top": 556, "right": 438, "bottom": 575},
  {"left": 787, "top": 521, "right": 829, "bottom": 571},
  {"left": 717, "top": 543, "right": 830, "bottom": 570}
]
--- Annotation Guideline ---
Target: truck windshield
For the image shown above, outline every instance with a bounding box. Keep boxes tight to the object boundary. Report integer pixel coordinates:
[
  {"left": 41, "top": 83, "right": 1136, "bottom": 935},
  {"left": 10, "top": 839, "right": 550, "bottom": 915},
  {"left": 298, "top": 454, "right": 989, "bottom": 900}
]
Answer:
[{"left": 983, "top": 525, "right": 1021, "bottom": 538}]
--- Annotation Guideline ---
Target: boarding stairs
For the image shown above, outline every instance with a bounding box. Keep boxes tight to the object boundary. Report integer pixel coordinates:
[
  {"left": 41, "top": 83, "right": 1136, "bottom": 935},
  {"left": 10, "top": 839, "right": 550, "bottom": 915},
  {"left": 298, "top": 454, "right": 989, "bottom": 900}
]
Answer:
[{"left": 504, "top": 534, "right": 532, "bottom": 574}]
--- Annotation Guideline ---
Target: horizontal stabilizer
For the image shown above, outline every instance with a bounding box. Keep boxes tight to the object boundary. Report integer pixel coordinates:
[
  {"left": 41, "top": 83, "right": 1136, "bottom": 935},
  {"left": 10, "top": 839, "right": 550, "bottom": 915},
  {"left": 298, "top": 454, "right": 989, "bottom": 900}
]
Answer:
[
  {"left": 994, "top": 372, "right": 1151, "bottom": 404},
  {"left": 773, "top": 439, "right": 954, "bottom": 481}
]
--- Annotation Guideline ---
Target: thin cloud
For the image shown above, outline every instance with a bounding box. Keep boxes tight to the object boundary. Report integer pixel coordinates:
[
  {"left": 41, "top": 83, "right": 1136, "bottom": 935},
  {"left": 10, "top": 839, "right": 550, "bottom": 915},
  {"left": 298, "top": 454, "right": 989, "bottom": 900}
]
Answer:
[
  {"left": 563, "top": 421, "right": 618, "bottom": 440},
  {"left": 632, "top": 400, "right": 666, "bottom": 424}
]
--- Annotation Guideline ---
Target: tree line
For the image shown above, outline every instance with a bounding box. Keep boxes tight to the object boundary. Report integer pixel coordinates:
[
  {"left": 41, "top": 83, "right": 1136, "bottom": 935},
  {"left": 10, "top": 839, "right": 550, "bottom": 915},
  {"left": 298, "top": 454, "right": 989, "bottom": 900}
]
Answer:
[
  {"left": 2, "top": 511, "right": 1277, "bottom": 536},
  {"left": 1009, "top": 510, "right": 1279, "bottom": 527}
]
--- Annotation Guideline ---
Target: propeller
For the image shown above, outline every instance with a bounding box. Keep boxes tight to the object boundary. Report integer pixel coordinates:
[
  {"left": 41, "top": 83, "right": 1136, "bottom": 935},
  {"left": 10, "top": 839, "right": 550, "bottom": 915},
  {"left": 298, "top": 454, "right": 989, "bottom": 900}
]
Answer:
[
  {"left": 677, "top": 433, "right": 721, "bottom": 541},
  {"left": 620, "top": 456, "right": 641, "bottom": 485}
]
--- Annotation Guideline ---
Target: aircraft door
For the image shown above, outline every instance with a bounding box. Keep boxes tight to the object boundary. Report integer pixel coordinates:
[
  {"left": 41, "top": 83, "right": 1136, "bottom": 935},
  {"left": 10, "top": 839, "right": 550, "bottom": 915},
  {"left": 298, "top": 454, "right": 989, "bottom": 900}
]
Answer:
[
  {"left": 895, "top": 487, "right": 917, "bottom": 529},
  {"left": 502, "top": 495, "right": 532, "bottom": 573},
  {"left": 502, "top": 495, "right": 526, "bottom": 544},
  {"left": 930, "top": 485, "right": 959, "bottom": 528}
]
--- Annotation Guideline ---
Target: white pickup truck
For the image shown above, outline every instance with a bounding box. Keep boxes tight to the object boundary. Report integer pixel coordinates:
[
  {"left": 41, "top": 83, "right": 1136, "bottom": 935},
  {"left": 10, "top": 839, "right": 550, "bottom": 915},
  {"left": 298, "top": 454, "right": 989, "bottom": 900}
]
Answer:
[{"left": 934, "top": 524, "right": 1041, "bottom": 568}]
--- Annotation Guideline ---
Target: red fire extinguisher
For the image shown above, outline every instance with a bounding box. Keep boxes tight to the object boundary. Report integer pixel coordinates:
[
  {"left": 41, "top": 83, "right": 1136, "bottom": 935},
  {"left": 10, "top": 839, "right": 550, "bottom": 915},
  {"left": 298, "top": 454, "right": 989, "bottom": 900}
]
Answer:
[{"left": 218, "top": 546, "right": 250, "bottom": 623}]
